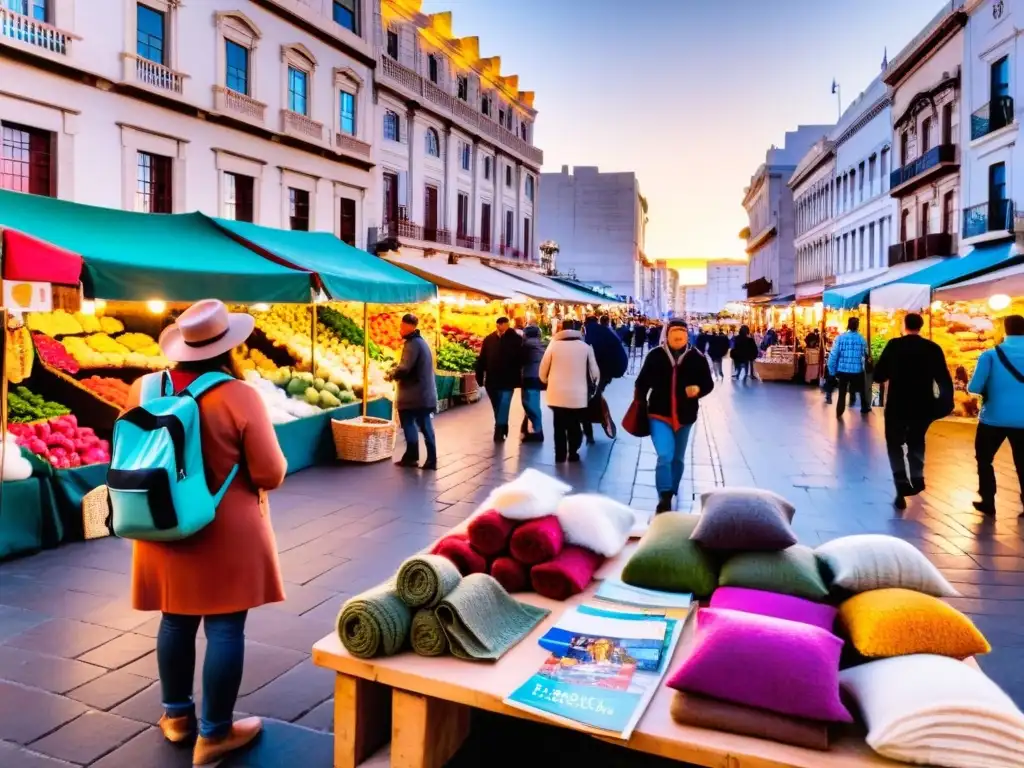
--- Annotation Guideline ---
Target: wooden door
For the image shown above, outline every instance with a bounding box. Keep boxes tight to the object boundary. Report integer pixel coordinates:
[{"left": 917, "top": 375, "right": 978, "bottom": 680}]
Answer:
[
  {"left": 424, "top": 185, "right": 439, "bottom": 240},
  {"left": 480, "top": 203, "right": 492, "bottom": 250},
  {"left": 339, "top": 198, "right": 356, "bottom": 246},
  {"left": 383, "top": 172, "right": 399, "bottom": 227}
]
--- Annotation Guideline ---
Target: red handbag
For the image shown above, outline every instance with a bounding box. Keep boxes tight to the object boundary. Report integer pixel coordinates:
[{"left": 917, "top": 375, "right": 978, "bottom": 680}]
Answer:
[{"left": 621, "top": 398, "right": 650, "bottom": 438}]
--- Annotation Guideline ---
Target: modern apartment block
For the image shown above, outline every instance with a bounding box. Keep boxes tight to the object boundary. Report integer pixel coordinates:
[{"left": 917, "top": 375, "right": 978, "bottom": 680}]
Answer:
[{"left": 683, "top": 261, "right": 748, "bottom": 314}]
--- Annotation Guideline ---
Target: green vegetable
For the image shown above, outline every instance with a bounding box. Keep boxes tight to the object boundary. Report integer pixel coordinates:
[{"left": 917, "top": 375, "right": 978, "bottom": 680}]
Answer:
[
  {"left": 7, "top": 386, "right": 71, "bottom": 423},
  {"left": 286, "top": 378, "right": 309, "bottom": 396},
  {"left": 870, "top": 335, "right": 888, "bottom": 362},
  {"left": 304, "top": 387, "right": 321, "bottom": 406},
  {"left": 338, "top": 390, "right": 357, "bottom": 405},
  {"left": 317, "top": 306, "right": 387, "bottom": 361},
  {"left": 314, "top": 377, "right": 326, "bottom": 391},
  {"left": 319, "top": 391, "right": 341, "bottom": 409},
  {"left": 323, "top": 382, "right": 341, "bottom": 397},
  {"left": 436, "top": 342, "right": 478, "bottom": 373}
]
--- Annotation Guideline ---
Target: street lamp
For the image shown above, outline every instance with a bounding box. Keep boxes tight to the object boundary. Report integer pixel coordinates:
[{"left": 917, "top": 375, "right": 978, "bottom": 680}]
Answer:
[{"left": 539, "top": 240, "right": 559, "bottom": 274}]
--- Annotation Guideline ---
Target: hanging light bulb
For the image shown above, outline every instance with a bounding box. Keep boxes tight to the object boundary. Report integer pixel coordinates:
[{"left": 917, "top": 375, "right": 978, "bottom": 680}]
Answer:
[
  {"left": 931, "top": 300, "right": 943, "bottom": 312},
  {"left": 146, "top": 300, "right": 166, "bottom": 314},
  {"left": 989, "top": 294, "right": 1011, "bottom": 311},
  {"left": 251, "top": 303, "right": 270, "bottom": 312},
  {"left": 80, "top": 300, "right": 97, "bottom": 316}
]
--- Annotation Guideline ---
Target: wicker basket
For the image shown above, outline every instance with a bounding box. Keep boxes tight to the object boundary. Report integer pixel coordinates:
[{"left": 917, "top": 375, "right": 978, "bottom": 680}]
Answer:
[
  {"left": 331, "top": 416, "right": 397, "bottom": 463},
  {"left": 754, "top": 360, "right": 796, "bottom": 381},
  {"left": 82, "top": 485, "right": 112, "bottom": 540}
]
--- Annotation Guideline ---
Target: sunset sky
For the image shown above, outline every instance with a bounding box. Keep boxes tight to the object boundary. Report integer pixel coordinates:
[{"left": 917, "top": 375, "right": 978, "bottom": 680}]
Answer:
[{"left": 420, "top": 0, "right": 951, "bottom": 266}]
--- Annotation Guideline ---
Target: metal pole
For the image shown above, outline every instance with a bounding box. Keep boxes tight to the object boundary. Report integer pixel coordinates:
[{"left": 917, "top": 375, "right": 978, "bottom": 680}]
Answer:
[
  {"left": 362, "top": 302, "right": 369, "bottom": 419},
  {"left": 309, "top": 289, "right": 316, "bottom": 376}
]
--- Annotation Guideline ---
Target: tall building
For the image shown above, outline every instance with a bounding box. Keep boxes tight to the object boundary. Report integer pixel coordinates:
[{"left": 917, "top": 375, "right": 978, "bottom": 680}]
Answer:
[
  {"left": 684, "top": 261, "right": 747, "bottom": 314},
  {"left": 538, "top": 166, "right": 649, "bottom": 306},
  {"left": 790, "top": 138, "right": 837, "bottom": 300},
  {"left": 371, "top": 0, "right": 542, "bottom": 264},
  {"left": 0, "top": 0, "right": 377, "bottom": 244}
]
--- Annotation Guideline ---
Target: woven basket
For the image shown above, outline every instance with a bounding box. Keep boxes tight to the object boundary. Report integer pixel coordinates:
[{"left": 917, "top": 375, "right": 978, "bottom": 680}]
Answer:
[
  {"left": 331, "top": 416, "right": 397, "bottom": 463},
  {"left": 82, "top": 485, "right": 112, "bottom": 540},
  {"left": 754, "top": 360, "right": 796, "bottom": 382}
]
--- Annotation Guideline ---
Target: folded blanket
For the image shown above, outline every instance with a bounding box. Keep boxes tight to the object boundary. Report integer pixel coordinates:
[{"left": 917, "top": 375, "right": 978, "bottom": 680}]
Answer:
[
  {"left": 435, "top": 573, "right": 550, "bottom": 661},
  {"left": 396, "top": 554, "right": 462, "bottom": 609},
  {"left": 468, "top": 510, "right": 519, "bottom": 556},
  {"left": 555, "top": 494, "right": 635, "bottom": 557},
  {"left": 433, "top": 534, "right": 488, "bottom": 576},
  {"left": 670, "top": 691, "right": 830, "bottom": 751},
  {"left": 410, "top": 608, "right": 448, "bottom": 657},
  {"left": 510, "top": 515, "right": 564, "bottom": 565},
  {"left": 530, "top": 546, "right": 605, "bottom": 600},
  {"left": 475, "top": 468, "right": 571, "bottom": 521},
  {"left": 337, "top": 581, "right": 411, "bottom": 659},
  {"left": 491, "top": 556, "right": 529, "bottom": 593}
]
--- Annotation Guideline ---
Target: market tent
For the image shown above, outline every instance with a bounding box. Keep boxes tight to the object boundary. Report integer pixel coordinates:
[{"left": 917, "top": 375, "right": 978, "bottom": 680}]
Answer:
[
  {"left": 385, "top": 254, "right": 533, "bottom": 300},
  {"left": 212, "top": 218, "right": 436, "bottom": 304},
  {"left": 489, "top": 265, "right": 593, "bottom": 302},
  {"left": 823, "top": 257, "right": 946, "bottom": 310},
  {"left": 550, "top": 277, "right": 628, "bottom": 307},
  {"left": 870, "top": 242, "right": 1020, "bottom": 311},
  {"left": 934, "top": 261, "right": 1024, "bottom": 302},
  {"left": 0, "top": 190, "right": 314, "bottom": 303}
]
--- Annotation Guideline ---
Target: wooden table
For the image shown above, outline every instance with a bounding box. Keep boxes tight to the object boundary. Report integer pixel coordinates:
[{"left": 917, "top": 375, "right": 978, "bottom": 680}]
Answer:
[{"left": 312, "top": 569, "right": 911, "bottom": 768}]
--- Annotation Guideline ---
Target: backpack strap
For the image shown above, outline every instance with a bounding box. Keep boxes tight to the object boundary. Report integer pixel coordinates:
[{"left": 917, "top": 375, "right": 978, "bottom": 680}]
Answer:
[
  {"left": 179, "top": 372, "right": 240, "bottom": 503},
  {"left": 995, "top": 345, "right": 1024, "bottom": 384},
  {"left": 139, "top": 371, "right": 173, "bottom": 404}
]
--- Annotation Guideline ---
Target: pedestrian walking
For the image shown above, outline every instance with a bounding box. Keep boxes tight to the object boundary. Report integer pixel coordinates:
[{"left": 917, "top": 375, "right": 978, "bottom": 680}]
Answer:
[
  {"left": 581, "top": 315, "right": 629, "bottom": 443},
  {"left": 708, "top": 330, "right": 730, "bottom": 380},
  {"left": 539, "top": 319, "right": 599, "bottom": 463},
  {"left": 475, "top": 316, "right": 524, "bottom": 442},
  {"left": 389, "top": 313, "right": 438, "bottom": 470},
  {"left": 634, "top": 319, "right": 715, "bottom": 513},
  {"left": 519, "top": 324, "right": 546, "bottom": 443},
  {"left": 968, "top": 314, "right": 1024, "bottom": 516},
  {"left": 122, "top": 300, "right": 286, "bottom": 766},
  {"left": 730, "top": 324, "right": 759, "bottom": 380},
  {"left": 871, "top": 313, "right": 954, "bottom": 509},
  {"left": 695, "top": 327, "right": 712, "bottom": 356},
  {"left": 827, "top": 317, "right": 871, "bottom": 418},
  {"left": 647, "top": 321, "right": 663, "bottom": 352}
]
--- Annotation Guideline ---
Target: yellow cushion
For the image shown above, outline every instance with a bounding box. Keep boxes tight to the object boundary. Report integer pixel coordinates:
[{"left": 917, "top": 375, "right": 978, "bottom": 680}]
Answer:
[{"left": 838, "top": 588, "right": 991, "bottom": 659}]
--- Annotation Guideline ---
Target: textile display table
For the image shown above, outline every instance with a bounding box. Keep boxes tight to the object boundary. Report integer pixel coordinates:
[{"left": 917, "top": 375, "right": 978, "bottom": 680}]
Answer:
[{"left": 312, "top": 546, "right": 935, "bottom": 768}]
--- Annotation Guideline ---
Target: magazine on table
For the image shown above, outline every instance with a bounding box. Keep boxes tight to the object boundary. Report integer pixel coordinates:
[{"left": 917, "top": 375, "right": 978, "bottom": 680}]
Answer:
[
  {"left": 505, "top": 605, "right": 682, "bottom": 739},
  {"left": 595, "top": 577, "right": 693, "bottom": 612}
]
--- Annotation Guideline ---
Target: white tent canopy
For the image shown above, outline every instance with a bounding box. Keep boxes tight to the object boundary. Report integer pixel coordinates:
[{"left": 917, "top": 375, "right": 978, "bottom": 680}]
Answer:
[
  {"left": 384, "top": 254, "right": 542, "bottom": 301},
  {"left": 934, "top": 262, "right": 1024, "bottom": 302},
  {"left": 492, "top": 265, "right": 625, "bottom": 306}
]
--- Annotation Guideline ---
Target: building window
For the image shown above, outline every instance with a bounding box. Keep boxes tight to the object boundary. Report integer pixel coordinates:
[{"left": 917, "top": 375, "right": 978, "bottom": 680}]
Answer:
[
  {"left": 483, "top": 156, "right": 492, "bottom": 180},
  {"left": 386, "top": 29, "right": 398, "bottom": 60},
  {"left": 459, "top": 142, "right": 471, "bottom": 171},
  {"left": 384, "top": 110, "right": 400, "bottom": 141},
  {"left": 332, "top": 0, "right": 357, "bottom": 34},
  {"left": 339, "top": 197, "right": 356, "bottom": 245},
  {"left": 457, "top": 76, "right": 468, "bottom": 101},
  {"left": 481, "top": 202, "right": 492, "bottom": 247},
  {"left": 921, "top": 117, "right": 932, "bottom": 154},
  {"left": 991, "top": 56, "right": 1010, "bottom": 99},
  {"left": 383, "top": 171, "right": 399, "bottom": 225},
  {"left": 136, "top": 3, "right": 166, "bottom": 64},
  {"left": 523, "top": 217, "right": 531, "bottom": 257},
  {"left": 135, "top": 151, "right": 172, "bottom": 213},
  {"left": 428, "top": 54, "right": 439, "bottom": 84},
  {"left": 456, "top": 192, "right": 469, "bottom": 237},
  {"left": 525, "top": 175, "right": 534, "bottom": 201},
  {"left": 505, "top": 111, "right": 513, "bottom": 131},
  {"left": 880, "top": 148, "right": 889, "bottom": 190},
  {"left": 900, "top": 208, "right": 909, "bottom": 241},
  {"left": 990, "top": 161, "right": 1007, "bottom": 203},
  {"left": 288, "top": 66, "right": 308, "bottom": 114},
  {"left": 505, "top": 164, "right": 512, "bottom": 188},
  {"left": 498, "top": 109, "right": 505, "bottom": 127},
  {"left": 868, "top": 156, "right": 876, "bottom": 194},
  {"left": 942, "top": 103, "right": 953, "bottom": 144},
  {"left": 0, "top": 123, "right": 52, "bottom": 196},
  {"left": 520, "top": 122, "right": 528, "bottom": 141},
  {"left": 225, "top": 40, "right": 249, "bottom": 95},
  {"left": 6, "top": 0, "right": 47, "bottom": 20},
  {"left": 339, "top": 90, "right": 356, "bottom": 135},
  {"left": 289, "top": 187, "right": 310, "bottom": 231},
  {"left": 920, "top": 203, "right": 929, "bottom": 236},
  {"left": 481, "top": 95, "right": 490, "bottom": 116},
  {"left": 943, "top": 190, "right": 955, "bottom": 234},
  {"left": 425, "top": 128, "right": 440, "bottom": 157},
  {"left": 900, "top": 132, "right": 909, "bottom": 165},
  {"left": 223, "top": 172, "right": 254, "bottom": 222},
  {"left": 504, "top": 209, "right": 514, "bottom": 247}
]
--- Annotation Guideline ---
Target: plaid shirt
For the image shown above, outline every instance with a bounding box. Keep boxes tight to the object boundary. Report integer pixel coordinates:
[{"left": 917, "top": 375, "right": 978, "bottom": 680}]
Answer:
[{"left": 828, "top": 331, "right": 868, "bottom": 375}]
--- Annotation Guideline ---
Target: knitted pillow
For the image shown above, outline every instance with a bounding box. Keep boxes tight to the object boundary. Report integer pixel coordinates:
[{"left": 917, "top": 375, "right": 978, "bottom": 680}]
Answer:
[
  {"left": 620, "top": 513, "right": 718, "bottom": 598},
  {"left": 670, "top": 691, "right": 830, "bottom": 751},
  {"left": 840, "top": 655, "right": 1024, "bottom": 768},
  {"left": 815, "top": 534, "right": 959, "bottom": 597},
  {"left": 666, "top": 607, "right": 852, "bottom": 723},
  {"left": 690, "top": 488, "right": 797, "bottom": 551},
  {"left": 710, "top": 587, "right": 837, "bottom": 631},
  {"left": 838, "top": 589, "right": 990, "bottom": 659},
  {"left": 555, "top": 494, "right": 635, "bottom": 557},
  {"left": 718, "top": 545, "right": 829, "bottom": 600},
  {"left": 475, "top": 469, "right": 571, "bottom": 521}
]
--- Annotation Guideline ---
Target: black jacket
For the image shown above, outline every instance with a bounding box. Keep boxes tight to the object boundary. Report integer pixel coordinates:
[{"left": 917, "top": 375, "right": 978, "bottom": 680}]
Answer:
[
  {"left": 391, "top": 330, "right": 438, "bottom": 411},
  {"left": 584, "top": 320, "right": 629, "bottom": 381},
  {"left": 647, "top": 325, "right": 663, "bottom": 347},
  {"left": 521, "top": 335, "right": 546, "bottom": 390},
  {"left": 730, "top": 335, "right": 759, "bottom": 364},
  {"left": 872, "top": 334, "right": 954, "bottom": 422},
  {"left": 475, "top": 329, "right": 524, "bottom": 391},
  {"left": 635, "top": 345, "right": 715, "bottom": 427},
  {"left": 708, "top": 334, "right": 730, "bottom": 360}
]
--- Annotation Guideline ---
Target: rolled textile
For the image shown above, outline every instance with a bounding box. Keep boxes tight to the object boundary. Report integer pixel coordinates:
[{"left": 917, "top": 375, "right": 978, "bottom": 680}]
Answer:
[
  {"left": 468, "top": 509, "right": 519, "bottom": 556},
  {"left": 432, "top": 534, "right": 488, "bottom": 576},
  {"left": 410, "top": 608, "right": 448, "bottom": 657},
  {"left": 669, "top": 691, "right": 830, "bottom": 751},
  {"left": 531, "top": 546, "right": 605, "bottom": 601},
  {"left": 337, "top": 581, "right": 411, "bottom": 659},
  {"left": 396, "top": 554, "right": 462, "bottom": 609},
  {"left": 491, "top": 556, "right": 530, "bottom": 593},
  {"left": 509, "top": 515, "right": 564, "bottom": 565},
  {"left": 436, "top": 573, "right": 550, "bottom": 661}
]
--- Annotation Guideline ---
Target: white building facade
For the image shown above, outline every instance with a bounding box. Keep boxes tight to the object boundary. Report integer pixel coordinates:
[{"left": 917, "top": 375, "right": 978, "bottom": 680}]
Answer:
[
  {"left": 370, "top": 0, "right": 542, "bottom": 265},
  {"left": 684, "top": 261, "right": 747, "bottom": 314},
  {"left": 790, "top": 139, "right": 837, "bottom": 299},
  {"left": 0, "top": 0, "right": 377, "bottom": 244}
]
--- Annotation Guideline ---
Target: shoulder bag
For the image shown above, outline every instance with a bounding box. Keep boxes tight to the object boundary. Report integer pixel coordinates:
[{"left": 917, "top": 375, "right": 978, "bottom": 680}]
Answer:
[
  {"left": 622, "top": 397, "right": 650, "bottom": 438},
  {"left": 995, "top": 345, "right": 1024, "bottom": 383}
]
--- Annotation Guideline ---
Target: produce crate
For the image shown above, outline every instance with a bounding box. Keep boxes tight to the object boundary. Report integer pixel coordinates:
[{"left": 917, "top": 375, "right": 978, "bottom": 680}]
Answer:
[
  {"left": 331, "top": 416, "right": 397, "bottom": 463},
  {"left": 455, "top": 373, "right": 480, "bottom": 403},
  {"left": 23, "top": 362, "right": 121, "bottom": 437},
  {"left": 435, "top": 371, "right": 460, "bottom": 401},
  {"left": 754, "top": 359, "right": 796, "bottom": 382}
]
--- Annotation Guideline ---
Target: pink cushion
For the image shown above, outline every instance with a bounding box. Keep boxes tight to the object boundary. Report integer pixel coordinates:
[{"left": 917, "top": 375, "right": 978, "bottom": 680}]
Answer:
[
  {"left": 711, "top": 587, "right": 837, "bottom": 631},
  {"left": 666, "top": 608, "right": 852, "bottom": 723}
]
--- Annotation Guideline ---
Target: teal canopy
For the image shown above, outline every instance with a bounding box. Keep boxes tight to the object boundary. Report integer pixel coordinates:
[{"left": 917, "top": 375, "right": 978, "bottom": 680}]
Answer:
[
  {"left": 213, "top": 218, "right": 436, "bottom": 304},
  {"left": 822, "top": 257, "right": 947, "bottom": 311},
  {"left": 0, "top": 190, "right": 314, "bottom": 303}
]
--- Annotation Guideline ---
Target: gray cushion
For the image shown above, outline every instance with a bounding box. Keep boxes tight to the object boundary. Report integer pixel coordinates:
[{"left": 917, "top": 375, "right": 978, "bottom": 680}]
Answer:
[
  {"left": 690, "top": 488, "right": 797, "bottom": 552},
  {"left": 815, "top": 534, "right": 959, "bottom": 597}
]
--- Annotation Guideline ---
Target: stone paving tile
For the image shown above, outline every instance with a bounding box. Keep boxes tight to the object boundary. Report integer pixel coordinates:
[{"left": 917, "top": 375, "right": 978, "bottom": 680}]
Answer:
[
  {"left": 235, "top": 660, "right": 333, "bottom": 722},
  {"left": 27, "top": 710, "right": 147, "bottom": 764},
  {"left": 0, "top": 681, "right": 88, "bottom": 744},
  {"left": 2, "top": 618, "right": 121, "bottom": 659},
  {"left": 0, "top": 646, "right": 106, "bottom": 694},
  {"left": 65, "top": 669, "right": 154, "bottom": 711},
  {"left": 0, "top": 740, "right": 78, "bottom": 767},
  {"left": 77, "top": 632, "right": 155, "bottom": 670},
  {"left": 0, "top": 606, "right": 50, "bottom": 644}
]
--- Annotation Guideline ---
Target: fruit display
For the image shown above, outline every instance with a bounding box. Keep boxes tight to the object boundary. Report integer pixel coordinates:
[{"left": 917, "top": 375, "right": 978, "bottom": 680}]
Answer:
[
  {"left": 81, "top": 376, "right": 132, "bottom": 409},
  {"left": 7, "top": 386, "right": 71, "bottom": 423},
  {"left": 62, "top": 332, "right": 168, "bottom": 370},
  {"left": 32, "top": 333, "right": 80, "bottom": 374},
  {"left": 26, "top": 310, "right": 83, "bottom": 337},
  {"left": 437, "top": 341, "right": 477, "bottom": 373},
  {"left": 8, "top": 415, "right": 111, "bottom": 468},
  {"left": 6, "top": 325, "right": 34, "bottom": 384},
  {"left": 440, "top": 303, "right": 502, "bottom": 340},
  {"left": 317, "top": 305, "right": 385, "bottom": 360},
  {"left": 442, "top": 325, "right": 483, "bottom": 353}
]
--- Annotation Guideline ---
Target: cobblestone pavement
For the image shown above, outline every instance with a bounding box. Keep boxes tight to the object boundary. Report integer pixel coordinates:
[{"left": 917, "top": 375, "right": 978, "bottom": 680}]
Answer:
[{"left": 1, "top": 369, "right": 1022, "bottom": 766}]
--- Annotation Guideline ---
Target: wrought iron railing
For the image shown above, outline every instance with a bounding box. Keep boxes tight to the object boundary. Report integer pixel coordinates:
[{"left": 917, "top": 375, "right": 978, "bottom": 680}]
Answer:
[
  {"left": 889, "top": 144, "right": 956, "bottom": 189},
  {"left": 970, "top": 96, "right": 1014, "bottom": 141},
  {"left": 963, "top": 199, "right": 1014, "bottom": 239}
]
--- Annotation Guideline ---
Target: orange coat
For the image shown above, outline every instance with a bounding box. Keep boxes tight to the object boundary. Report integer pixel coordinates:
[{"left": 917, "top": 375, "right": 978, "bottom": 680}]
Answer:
[{"left": 125, "top": 372, "right": 288, "bottom": 616}]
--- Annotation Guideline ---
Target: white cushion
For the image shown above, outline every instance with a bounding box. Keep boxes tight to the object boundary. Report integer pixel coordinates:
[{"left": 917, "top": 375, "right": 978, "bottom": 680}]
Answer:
[
  {"left": 555, "top": 494, "right": 635, "bottom": 557},
  {"left": 474, "top": 468, "right": 571, "bottom": 521},
  {"left": 815, "top": 534, "right": 959, "bottom": 597},
  {"left": 840, "top": 655, "right": 1024, "bottom": 768}
]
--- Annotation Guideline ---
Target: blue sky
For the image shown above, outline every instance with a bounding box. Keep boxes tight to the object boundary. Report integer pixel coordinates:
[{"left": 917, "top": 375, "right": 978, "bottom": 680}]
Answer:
[{"left": 420, "top": 0, "right": 950, "bottom": 262}]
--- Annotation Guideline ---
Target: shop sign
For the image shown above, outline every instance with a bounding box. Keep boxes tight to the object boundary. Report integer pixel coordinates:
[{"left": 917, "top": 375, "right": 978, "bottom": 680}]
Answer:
[{"left": 2, "top": 280, "right": 53, "bottom": 313}]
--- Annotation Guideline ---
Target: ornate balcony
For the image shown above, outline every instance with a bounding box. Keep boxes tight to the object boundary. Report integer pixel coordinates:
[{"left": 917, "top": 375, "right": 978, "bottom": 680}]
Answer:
[
  {"left": 888, "top": 233, "right": 953, "bottom": 266},
  {"left": 889, "top": 144, "right": 957, "bottom": 196},
  {"left": 498, "top": 244, "right": 523, "bottom": 260},
  {"left": 456, "top": 234, "right": 478, "bottom": 250},
  {"left": 212, "top": 86, "right": 266, "bottom": 126},
  {"left": 123, "top": 54, "right": 185, "bottom": 95},
  {"left": 281, "top": 109, "right": 324, "bottom": 144},
  {"left": 963, "top": 199, "right": 1014, "bottom": 239},
  {"left": 970, "top": 96, "right": 1014, "bottom": 141},
  {"left": 335, "top": 132, "right": 371, "bottom": 159},
  {"left": 0, "top": 7, "right": 76, "bottom": 56}
]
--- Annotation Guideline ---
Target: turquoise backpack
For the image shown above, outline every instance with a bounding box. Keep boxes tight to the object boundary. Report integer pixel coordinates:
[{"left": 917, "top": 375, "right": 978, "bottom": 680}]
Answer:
[{"left": 107, "top": 371, "right": 238, "bottom": 541}]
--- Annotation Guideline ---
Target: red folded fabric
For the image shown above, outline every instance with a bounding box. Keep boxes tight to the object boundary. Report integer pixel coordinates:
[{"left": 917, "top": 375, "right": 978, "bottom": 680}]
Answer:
[
  {"left": 530, "top": 546, "right": 605, "bottom": 600},
  {"left": 432, "top": 535, "right": 488, "bottom": 576},
  {"left": 490, "top": 557, "right": 530, "bottom": 593},
  {"left": 468, "top": 509, "right": 518, "bottom": 557},
  {"left": 510, "top": 515, "right": 565, "bottom": 565}
]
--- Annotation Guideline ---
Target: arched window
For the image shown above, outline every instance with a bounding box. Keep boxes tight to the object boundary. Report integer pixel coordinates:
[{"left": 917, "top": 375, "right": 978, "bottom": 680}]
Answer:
[
  {"left": 425, "top": 128, "right": 440, "bottom": 157},
  {"left": 384, "top": 110, "right": 400, "bottom": 141},
  {"left": 525, "top": 175, "right": 534, "bottom": 201},
  {"left": 428, "top": 54, "right": 439, "bottom": 84}
]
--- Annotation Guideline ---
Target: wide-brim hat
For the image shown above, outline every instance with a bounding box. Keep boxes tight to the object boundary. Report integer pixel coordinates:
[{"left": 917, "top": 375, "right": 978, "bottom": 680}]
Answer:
[{"left": 158, "top": 299, "right": 255, "bottom": 363}]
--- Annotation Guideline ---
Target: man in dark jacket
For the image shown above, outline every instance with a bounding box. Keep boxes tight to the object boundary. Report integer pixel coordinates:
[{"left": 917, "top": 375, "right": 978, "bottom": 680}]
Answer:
[
  {"left": 872, "top": 312, "right": 953, "bottom": 509},
  {"left": 475, "top": 316, "right": 524, "bottom": 442},
  {"left": 708, "top": 330, "right": 730, "bottom": 380},
  {"left": 730, "top": 325, "right": 759, "bottom": 380},
  {"left": 520, "top": 325, "right": 545, "bottom": 442},
  {"left": 582, "top": 315, "right": 629, "bottom": 443},
  {"left": 647, "top": 322, "right": 663, "bottom": 351},
  {"left": 389, "top": 314, "right": 439, "bottom": 470}
]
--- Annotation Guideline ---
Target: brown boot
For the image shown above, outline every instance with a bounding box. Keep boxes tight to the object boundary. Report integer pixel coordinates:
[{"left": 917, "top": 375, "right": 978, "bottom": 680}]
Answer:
[
  {"left": 158, "top": 713, "right": 195, "bottom": 744},
  {"left": 192, "top": 717, "right": 262, "bottom": 766}
]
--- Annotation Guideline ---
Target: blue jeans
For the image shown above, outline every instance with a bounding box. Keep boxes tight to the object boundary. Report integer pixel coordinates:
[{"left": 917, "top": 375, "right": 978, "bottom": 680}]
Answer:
[
  {"left": 649, "top": 420, "right": 694, "bottom": 496},
  {"left": 521, "top": 389, "right": 543, "bottom": 434},
  {"left": 399, "top": 408, "right": 437, "bottom": 463},
  {"left": 158, "top": 611, "right": 247, "bottom": 738},
  {"left": 487, "top": 388, "right": 513, "bottom": 428}
]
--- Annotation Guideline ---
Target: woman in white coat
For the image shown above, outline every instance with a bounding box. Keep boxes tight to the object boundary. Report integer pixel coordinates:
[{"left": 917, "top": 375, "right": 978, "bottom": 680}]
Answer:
[{"left": 539, "top": 320, "right": 600, "bottom": 463}]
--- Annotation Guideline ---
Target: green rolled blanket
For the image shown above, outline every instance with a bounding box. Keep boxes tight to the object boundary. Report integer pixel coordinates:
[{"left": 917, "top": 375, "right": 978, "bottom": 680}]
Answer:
[
  {"left": 410, "top": 609, "right": 448, "bottom": 656},
  {"left": 337, "top": 581, "right": 411, "bottom": 659},
  {"left": 396, "top": 554, "right": 463, "bottom": 608},
  {"left": 436, "top": 573, "right": 550, "bottom": 661}
]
